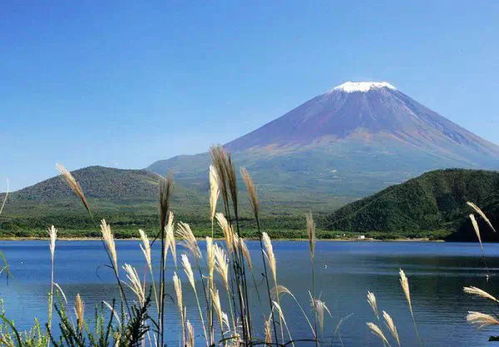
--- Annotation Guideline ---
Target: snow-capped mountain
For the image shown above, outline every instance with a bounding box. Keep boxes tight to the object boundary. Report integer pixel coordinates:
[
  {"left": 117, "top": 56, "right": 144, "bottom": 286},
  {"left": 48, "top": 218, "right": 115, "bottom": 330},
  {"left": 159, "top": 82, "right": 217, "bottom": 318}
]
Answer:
[
  {"left": 225, "top": 81, "right": 499, "bottom": 165},
  {"left": 148, "top": 81, "right": 499, "bottom": 202}
]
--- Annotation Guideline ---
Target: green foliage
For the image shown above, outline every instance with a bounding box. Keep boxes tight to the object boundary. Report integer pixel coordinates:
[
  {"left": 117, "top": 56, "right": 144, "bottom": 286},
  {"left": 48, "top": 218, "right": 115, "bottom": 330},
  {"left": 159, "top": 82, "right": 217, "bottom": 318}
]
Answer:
[{"left": 323, "top": 169, "right": 499, "bottom": 239}]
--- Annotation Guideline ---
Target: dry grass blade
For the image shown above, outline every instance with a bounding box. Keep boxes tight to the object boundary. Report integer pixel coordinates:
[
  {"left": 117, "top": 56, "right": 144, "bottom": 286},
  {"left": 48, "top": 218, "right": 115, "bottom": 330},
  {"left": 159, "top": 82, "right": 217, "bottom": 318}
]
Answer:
[
  {"left": 214, "top": 244, "right": 229, "bottom": 290},
  {"left": 464, "top": 286, "right": 499, "bottom": 303},
  {"left": 211, "top": 288, "right": 225, "bottom": 329},
  {"left": 467, "top": 311, "right": 499, "bottom": 329},
  {"left": 366, "top": 322, "right": 390, "bottom": 346},
  {"left": 382, "top": 311, "right": 400, "bottom": 347},
  {"left": 100, "top": 219, "right": 118, "bottom": 271},
  {"left": 177, "top": 222, "right": 201, "bottom": 259},
  {"left": 209, "top": 165, "right": 220, "bottom": 222},
  {"left": 270, "top": 285, "right": 292, "bottom": 301},
  {"left": 210, "top": 146, "right": 238, "bottom": 216},
  {"left": 0, "top": 179, "right": 9, "bottom": 216},
  {"left": 311, "top": 296, "right": 331, "bottom": 333},
  {"left": 264, "top": 316, "right": 272, "bottom": 345},
  {"left": 165, "top": 212, "right": 177, "bottom": 265},
  {"left": 56, "top": 164, "right": 90, "bottom": 214},
  {"left": 306, "top": 212, "right": 316, "bottom": 259},
  {"left": 467, "top": 201, "right": 496, "bottom": 232},
  {"left": 159, "top": 175, "right": 173, "bottom": 232},
  {"left": 123, "top": 263, "right": 146, "bottom": 305},
  {"left": 173, "top": 272, "right": 183, "bottom": 315},
  {"left": 186, "top": 320, "right": 195, "bottom": 347},
  {"left": 48, "top": 225, "right": 57, "bottom": 260},
  {"left": 74, "top": 294, "right": 85, "bottom": 331},
  {"left": 367, "top": 291, "right": 379, "bottom": 319},
  {"left": 241, "top": 167, "right": 259, "bottom": 219},
  {"left": 181, "top": 254, "right": 196, "bottom": 289},
  {"left": 138, "top": 229, "right": 151, "bottom": 270},
  {"left": 469, "top": 214, "right": 483, "bottom": 250},
  {"left": 262, "top": 232, "right": 277, "bottom": 285},
  {"left": 239, "top": 237, "right": 252, "bottom": 270},
  {"left": 206, "top": 237, "right": 215, "bottom": 280},
  {"left": 399, "top": 269, "right": 412, "bottom": 314},
  {"left": 215, "top": 213, "right": 235, "bottom": 253}
]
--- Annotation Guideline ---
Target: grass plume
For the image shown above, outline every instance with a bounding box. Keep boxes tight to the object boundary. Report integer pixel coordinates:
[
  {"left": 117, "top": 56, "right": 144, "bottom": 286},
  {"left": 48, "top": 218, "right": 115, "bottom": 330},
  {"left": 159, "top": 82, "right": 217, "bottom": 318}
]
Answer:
[{"left": 56, "top": 164, "right": 91, "bottom": 215}]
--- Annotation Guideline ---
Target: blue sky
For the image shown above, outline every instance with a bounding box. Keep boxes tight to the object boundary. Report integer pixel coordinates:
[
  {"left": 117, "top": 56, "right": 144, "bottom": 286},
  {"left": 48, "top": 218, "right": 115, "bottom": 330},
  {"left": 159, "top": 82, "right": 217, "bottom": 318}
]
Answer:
[{"left": 1, "top": 1, "right": 499, "bottom": 190}]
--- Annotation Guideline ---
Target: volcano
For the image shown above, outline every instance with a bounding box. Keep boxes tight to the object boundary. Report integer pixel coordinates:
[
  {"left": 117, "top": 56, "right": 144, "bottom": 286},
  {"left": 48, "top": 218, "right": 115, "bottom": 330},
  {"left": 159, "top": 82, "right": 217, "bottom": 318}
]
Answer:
[
  {"left": 6, "top": 81, "right": 498, "bottom": 221},
  {"left": 149, "top": 81, "right": 499, "bottom": 205},
  {"left": 225, "top": 81, "right": 499, "bottom": 163}
]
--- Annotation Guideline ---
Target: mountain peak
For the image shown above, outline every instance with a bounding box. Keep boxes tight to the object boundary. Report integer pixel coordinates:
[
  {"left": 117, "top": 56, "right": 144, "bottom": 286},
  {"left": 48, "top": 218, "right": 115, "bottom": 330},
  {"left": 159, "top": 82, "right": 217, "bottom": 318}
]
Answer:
[{"left": 331, "top": 81, "right": 396, "bottom": 93}]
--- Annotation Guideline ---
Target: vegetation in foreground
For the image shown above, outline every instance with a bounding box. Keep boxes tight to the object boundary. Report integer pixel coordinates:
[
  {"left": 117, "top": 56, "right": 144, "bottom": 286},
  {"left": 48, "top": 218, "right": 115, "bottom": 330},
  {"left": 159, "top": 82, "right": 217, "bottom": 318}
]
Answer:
[{"left": 0, "top": 146, "right": 497, "bottom": 346}]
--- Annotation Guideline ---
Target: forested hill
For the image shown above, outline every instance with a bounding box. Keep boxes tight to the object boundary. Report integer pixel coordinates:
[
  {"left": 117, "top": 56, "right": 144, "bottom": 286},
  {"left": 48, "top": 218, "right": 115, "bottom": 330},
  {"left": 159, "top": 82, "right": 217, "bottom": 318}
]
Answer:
[{"left": 323, "top": 169, "right": 499, "bottom": 239}]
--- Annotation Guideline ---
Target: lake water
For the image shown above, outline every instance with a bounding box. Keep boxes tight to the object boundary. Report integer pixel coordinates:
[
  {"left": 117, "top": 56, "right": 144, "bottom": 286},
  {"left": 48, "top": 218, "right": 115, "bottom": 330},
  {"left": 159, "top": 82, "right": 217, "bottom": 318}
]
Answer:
[{"left": 0, "top": 240, "right": 498, "bottom": 346}]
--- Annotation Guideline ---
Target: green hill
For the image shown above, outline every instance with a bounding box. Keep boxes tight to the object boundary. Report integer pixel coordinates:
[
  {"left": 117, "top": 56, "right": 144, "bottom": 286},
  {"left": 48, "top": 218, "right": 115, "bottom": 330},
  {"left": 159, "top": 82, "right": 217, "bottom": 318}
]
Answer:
[
  {"left": 323, "top": 169, "right": 499, "bottom": 239},
  {"left": 0, "top": 166, "right": 207, "bottom": 234}
]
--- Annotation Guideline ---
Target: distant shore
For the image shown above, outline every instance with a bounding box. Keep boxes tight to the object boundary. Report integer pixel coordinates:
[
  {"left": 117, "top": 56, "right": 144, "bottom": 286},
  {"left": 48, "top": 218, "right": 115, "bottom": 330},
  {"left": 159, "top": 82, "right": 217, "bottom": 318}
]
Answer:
[{"left": 0, "top": 236, "right": 442, "bottom": 242}]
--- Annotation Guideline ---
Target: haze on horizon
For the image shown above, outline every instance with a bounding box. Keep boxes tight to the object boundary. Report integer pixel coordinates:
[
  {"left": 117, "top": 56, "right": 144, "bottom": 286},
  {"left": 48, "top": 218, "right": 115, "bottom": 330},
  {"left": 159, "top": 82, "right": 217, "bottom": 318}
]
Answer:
[{"left": 1, "top": 1, "right": 499, "bottom": 190}]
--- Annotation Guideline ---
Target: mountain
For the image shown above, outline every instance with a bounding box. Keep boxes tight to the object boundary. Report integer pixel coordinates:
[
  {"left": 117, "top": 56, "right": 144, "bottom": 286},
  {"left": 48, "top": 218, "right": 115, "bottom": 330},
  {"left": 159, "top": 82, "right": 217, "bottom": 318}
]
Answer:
[
  {"left": 3, "top": 81, "right": 499, "bottom": 234},
  {"left": 322, "top": 169, "right": 499, "bottom": 239},
  {"left": 149, "top": 81, "right": 499, "bottom": 201},
  {"left": 0, "top": 166, "right": 206, "bottom": 231}
]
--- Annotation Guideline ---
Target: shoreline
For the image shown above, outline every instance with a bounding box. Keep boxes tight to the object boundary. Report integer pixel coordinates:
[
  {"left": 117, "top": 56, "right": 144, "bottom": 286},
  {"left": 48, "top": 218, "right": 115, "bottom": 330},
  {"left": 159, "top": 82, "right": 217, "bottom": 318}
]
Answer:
[{"left": 0, "top": 236, "right": 443, "bottom": 242}]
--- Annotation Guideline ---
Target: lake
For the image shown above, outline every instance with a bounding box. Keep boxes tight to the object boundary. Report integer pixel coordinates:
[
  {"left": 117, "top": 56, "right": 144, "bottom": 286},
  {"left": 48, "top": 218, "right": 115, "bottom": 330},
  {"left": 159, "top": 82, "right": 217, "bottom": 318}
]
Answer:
[{"left": 0, "top": 240, "right": 497, "bottom": 346}]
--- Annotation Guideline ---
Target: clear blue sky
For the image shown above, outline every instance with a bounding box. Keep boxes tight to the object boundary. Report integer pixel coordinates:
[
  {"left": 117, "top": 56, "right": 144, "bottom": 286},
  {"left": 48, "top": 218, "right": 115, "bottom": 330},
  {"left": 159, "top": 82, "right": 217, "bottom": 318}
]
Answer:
[{"left": 1, "top": 1, "right": 498, "bottom": 190}]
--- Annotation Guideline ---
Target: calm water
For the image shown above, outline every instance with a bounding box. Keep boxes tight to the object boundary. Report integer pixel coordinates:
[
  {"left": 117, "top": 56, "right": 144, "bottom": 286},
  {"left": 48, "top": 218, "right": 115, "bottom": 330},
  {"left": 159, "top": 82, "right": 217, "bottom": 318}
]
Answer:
[{"left": 0, "top": 240, "right": 498, "bottom": 346}]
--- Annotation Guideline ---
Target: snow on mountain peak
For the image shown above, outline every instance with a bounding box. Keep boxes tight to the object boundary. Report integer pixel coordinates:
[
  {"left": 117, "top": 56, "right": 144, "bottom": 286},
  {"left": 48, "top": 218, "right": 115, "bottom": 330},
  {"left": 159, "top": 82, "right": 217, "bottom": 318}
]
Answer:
[{"left": 331, "top": 81, "right": 396, "bottom": 93}]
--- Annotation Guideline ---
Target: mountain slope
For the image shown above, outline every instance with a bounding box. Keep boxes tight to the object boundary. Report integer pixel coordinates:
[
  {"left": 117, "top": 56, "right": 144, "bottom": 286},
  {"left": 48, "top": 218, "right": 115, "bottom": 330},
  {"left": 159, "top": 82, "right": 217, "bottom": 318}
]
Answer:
[
  {"left": 322, "top": 169, "right": 499, "bottom": 238},
  {"left": 0, "top": 166, "right": 206, "bottom": 229},
  {"left": 148, "top": 82, "right": 499, "bottom": 200}
]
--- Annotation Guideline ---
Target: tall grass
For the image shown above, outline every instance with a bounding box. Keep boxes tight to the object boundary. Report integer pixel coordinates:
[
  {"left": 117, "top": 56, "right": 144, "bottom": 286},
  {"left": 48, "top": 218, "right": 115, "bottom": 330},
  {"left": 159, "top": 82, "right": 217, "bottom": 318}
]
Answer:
[{"left": 0, "top": 155, "right": 496, "bottom": 346}]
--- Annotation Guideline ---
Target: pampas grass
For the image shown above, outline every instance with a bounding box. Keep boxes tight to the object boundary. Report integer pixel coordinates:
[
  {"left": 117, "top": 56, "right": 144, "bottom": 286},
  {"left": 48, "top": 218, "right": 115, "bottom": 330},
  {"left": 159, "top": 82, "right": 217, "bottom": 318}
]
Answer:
[
  {"left": 367, "top": 291, "right": 379, "bottom": 319},
  {"left": 216, "top": 213, "right": 235, "bottom": 253},
  {"left": 47, "top": 225, "right": 57, "bottom": 339},
  {"left": 383, "top": 311, "right": 400, "bottom": 347},
  {"left": 177, "top": 222, "right": 201, "bottom": 259},
  {"left": 464, "top": 286, "right": 499, "bottom": 303},
  {"left": 123, "top": 264, "right": 146, "bottom": 305},
  {"left": 74, "top": 294, "right": 85, "bottom": 331},
  {"left": 466, "top": 311, "right": 499, "bottom": 329},
  {"left": 173, "top": 272, "right": 185, "bottom": 346},
  {"left": 100, "top": 219, "right": 118, "bottom": 271},
  {"left": 209, "top": 165, "right": 220, "bottom": 224},
  {"left": 241, "top": 168, "right": 259, "bottom": 221},
  {"left": 399, "top": 269, "right": 422, "bottom": 345},
  {"left": 469, "top": 214, "right": 483, "bottom": 249},
  {"left": 0, "top": 179, "right": 8, "bottom": 216},
  {"left": 367, "top": 322, "right": 391, "bottom": 347},
  {"left": 262, "top": 232, "right": 277, "bottom": 285},
  {"left": 56, "top": 164, "right": 90, "bottom": 215},
  {"left": 311, "top": 297, "right": 331, "bottom": 335},
  {"left": 467, "top": 201, "right": 496, "bottom": 233},
  {"left": 181, "top": 254, "right": 208, "bottom": 345},
  {"left": 306, "top": 212, "right": 316, "bottom": 259}
]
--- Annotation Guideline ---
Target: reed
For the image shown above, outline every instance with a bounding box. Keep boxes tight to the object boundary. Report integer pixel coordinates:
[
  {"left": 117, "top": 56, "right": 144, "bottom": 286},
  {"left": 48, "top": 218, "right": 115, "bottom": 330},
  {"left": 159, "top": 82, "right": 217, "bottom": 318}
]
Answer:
[
  {"left": 464, "top": 286, "right": 499, "bottom": 303},
  {"left": 382, "top": 311, "right": 400, "bottom": 347},
  {"left": 157, "top": 175, "right": 173, "bottom": 347},
  {"left": 367, "top": 291, "right": 379, "bottom": 319},
  {"left": 399, "top": 269, "right": 422, "bottom": 346},
  {"left": 74, "top": 294, "right": 85, "bottom": 332},
  {"left": 467, "top": 201, "right": 496, "bottom": 233},
  {"left": 47, "top": 225, "right": 57, "bottom": 339},
  {"left": 181, "top": 254, "right": 208, "bottom": 345},
  {"left": 466, "top": 311, "right": 499, "bottom": 328},
  {"left": 367, "top": 322, "right": 391, "bottom": 347},
  {"left": 55, "top": 164, "right": 91, "bottom": 216},
  {"left": 172, "top": 272, "right": 185, "bottom": 346}
]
